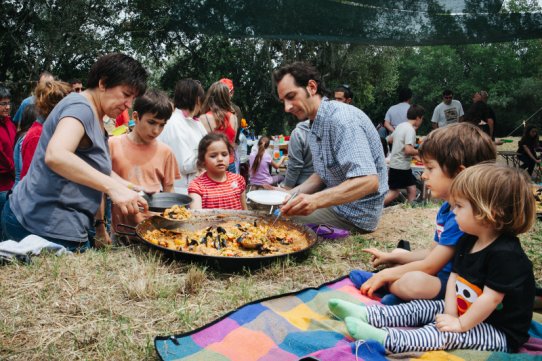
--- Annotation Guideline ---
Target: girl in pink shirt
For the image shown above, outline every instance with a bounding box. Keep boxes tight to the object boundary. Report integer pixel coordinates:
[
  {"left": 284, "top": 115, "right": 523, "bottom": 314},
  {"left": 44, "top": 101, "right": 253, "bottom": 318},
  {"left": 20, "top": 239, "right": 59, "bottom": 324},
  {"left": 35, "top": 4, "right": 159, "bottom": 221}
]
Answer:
[{"left": 249, "top": 136, "right": 285, "bottom": 186}]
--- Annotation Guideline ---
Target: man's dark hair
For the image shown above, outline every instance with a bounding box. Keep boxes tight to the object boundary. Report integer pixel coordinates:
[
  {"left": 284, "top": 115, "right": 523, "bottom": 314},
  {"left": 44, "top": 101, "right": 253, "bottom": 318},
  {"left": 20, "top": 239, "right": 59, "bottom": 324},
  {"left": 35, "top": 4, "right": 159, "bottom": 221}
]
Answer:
[
  {"left": 87, "top": 53, "right": 147, "bottom": 96},
  {"left": 335, "top": 84, "right": 353, "bottom": 100},
  {"left": 443, "top": 89, "right": 453, "bottom": 97},
  {"left": 407, "top": 104, "right": 425, "bottom": 120},
  {"left": 69, "top": 78, "right": 82, "bottom": 85},
  {"left": 0, "top": 86, "right": 11, "bottom": 99},
  {"left": 133, "top": 89, "right": 173, "bottom": 121},
  {"left": 272, "top": 62, "right": 326, "bottom": 96},
  {"left": 173, "top": 78, "right": 204, "bottom": 112},
  {"left": 398, "top": 87, "right": 412, "bottom": 102}
]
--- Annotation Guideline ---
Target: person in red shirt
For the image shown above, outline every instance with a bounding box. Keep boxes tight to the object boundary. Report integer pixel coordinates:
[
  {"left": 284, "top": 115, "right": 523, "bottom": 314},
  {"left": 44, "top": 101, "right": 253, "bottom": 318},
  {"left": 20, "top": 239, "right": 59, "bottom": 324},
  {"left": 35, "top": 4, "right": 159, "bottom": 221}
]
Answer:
[
  {"left": 0, "top": 86, "right": 16, "bottom": 240},
  {"left": 199, "top": 82, "right": 238, "bottom": 172},
  {"left": 188, "top": 133, "right": 247, "bottom": 210},
  {"left": 20, "top": 80, "right": 72, "bottom": 180}
]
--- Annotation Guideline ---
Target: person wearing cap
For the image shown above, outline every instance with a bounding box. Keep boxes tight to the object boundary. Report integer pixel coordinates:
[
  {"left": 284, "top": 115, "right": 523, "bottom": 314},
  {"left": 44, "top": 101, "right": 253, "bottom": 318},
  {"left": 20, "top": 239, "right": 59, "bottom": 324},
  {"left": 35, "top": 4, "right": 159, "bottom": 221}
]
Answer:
[{"left": 219, "top": 78, "right": 244, "bottom": 122}]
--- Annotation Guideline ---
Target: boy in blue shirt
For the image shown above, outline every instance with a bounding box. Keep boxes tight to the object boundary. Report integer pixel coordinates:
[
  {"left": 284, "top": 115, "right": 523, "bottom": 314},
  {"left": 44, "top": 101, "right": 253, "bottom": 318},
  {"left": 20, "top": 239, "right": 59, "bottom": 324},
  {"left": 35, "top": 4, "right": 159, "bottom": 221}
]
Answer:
[{"left": 354, "top": 123, "right": 496, "bottom": 304}]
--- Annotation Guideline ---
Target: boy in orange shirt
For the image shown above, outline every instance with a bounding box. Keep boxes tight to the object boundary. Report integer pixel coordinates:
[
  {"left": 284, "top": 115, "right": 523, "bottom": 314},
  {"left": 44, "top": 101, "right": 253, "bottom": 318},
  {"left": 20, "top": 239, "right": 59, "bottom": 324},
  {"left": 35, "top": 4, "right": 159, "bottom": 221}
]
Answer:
[{"left": 109, "top": 90, "right": 180, "bottom": 235}]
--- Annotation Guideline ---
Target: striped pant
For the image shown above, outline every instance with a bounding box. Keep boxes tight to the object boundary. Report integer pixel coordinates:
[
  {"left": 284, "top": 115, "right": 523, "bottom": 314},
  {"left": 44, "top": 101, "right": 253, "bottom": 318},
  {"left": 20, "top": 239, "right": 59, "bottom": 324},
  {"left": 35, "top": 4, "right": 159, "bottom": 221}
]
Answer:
[{"left": 366, "top": 299, "right": 508, "bottom": 353}]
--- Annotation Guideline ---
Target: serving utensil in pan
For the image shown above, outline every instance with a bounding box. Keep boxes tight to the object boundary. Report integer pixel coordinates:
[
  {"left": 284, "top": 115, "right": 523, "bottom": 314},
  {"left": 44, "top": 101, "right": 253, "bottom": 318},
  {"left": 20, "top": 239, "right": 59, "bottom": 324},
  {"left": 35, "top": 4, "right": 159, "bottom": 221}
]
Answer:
[
  {"left": 142, "top": 193, "right": 192, "bottom": 212},
  {"left": 116, "top": 210, "right": 317, "bottom": 271}
]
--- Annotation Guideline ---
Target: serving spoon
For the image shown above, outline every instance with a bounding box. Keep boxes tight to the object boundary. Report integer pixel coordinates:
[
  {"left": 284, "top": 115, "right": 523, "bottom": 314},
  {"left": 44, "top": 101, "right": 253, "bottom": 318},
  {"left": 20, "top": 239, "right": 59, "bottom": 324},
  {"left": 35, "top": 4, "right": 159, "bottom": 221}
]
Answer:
[{"left": 266, "top": 190, "right": 299, "bottom": 237}]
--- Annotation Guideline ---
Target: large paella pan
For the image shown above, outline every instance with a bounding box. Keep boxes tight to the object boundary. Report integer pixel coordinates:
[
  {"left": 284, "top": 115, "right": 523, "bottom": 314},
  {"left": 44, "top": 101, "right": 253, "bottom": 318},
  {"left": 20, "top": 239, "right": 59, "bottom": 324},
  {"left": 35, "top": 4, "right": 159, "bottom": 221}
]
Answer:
[{"left": 118, "top": 210, "right": 318, "bottom": 271}]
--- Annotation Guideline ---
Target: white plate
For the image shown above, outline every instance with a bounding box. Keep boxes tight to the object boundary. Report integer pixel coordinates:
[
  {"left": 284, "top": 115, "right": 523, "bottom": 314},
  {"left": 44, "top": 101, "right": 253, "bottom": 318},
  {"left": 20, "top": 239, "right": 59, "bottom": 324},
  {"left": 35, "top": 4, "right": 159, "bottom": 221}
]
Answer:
[{"left": 246, "top": 190, "right": 289, "bottom": 205}]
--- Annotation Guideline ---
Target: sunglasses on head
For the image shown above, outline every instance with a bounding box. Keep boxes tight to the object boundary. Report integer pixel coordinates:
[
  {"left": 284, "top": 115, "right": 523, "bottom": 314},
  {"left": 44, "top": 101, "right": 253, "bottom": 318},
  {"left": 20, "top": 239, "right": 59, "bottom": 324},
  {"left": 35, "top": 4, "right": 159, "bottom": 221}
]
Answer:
[{"left": 73, "top": 87, "right": 83, "bottom": 93}]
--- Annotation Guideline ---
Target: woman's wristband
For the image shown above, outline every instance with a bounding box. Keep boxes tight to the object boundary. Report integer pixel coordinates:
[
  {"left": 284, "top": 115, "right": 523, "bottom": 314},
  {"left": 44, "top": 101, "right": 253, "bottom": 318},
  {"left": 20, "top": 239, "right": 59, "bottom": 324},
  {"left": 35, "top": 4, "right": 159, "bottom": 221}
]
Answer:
[{"left": 94, "top": 218, "right": 106, "bottom": 227}]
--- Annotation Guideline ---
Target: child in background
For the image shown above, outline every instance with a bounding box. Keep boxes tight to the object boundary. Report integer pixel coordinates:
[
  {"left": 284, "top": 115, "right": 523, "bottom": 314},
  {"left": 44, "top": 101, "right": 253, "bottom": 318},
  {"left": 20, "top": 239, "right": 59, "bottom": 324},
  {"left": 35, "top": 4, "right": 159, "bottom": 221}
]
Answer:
[
  {"left": 249, "top": 136, "right": 286, "bottom": 186},
  {"left": 330, "top": 163, "right": 536, "bottom": 353},
  {"left": 384, "top": 104, "right": 424, "bottom": 205},
  {"left": 355, "top": 123, "right": 496, "bottom": 304},
  {"left": 20, "top": 80, "right": 72, "bottom": 180},
  {"left": 13, "top": 104, "right": 39, "bottom": 185},
  {"left": 109, "top": 89, "right": 180, "bottom": 233},
  {"left": 189, "top": 133, "right": 247, "bottom": 210}
]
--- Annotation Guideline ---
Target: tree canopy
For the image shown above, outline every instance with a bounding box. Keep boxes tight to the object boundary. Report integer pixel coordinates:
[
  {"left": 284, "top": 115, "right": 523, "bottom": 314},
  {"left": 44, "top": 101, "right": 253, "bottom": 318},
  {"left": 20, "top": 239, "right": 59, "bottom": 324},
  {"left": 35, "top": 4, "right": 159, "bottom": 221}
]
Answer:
[{"left": 1, "top": 0, "right": 541, "bottom": 136}]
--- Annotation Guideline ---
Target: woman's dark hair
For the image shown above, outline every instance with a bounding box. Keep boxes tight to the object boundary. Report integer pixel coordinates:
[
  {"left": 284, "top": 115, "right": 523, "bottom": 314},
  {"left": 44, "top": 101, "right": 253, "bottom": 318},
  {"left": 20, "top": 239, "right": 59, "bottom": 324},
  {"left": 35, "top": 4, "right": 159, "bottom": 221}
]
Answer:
[
  {"left": 519, "top": 125, "right": 539, "bottom": 148},
  {"left": 86, "top": 53, "right": 147, "bottom": 96},
  {"left": 272, "top": 62, "right": 327, "bottom": 97},
  {"left": 173, "top": 78, "right": 204, "bottom": 112},
  {"left": 197, "top": 133, "right": 234, "bottom": 168},
  {"left": 133, "top": 89, "right": 173, "bottom": 121},
  {"left": 251, "top": 136, "right": 270, "bottom": 175},
  {"left": 0, "top": 86, "right": 11, "bottom": 99},
  {"left": 16, "top": 103, "right": 38, "bottom": 143}
]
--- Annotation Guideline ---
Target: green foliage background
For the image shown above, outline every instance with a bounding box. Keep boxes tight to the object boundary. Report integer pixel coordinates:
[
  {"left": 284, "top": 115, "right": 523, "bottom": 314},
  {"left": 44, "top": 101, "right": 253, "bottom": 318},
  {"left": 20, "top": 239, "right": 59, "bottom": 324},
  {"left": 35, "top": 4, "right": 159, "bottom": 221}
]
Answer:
[{"left": 1, "top": 0, "right": 542, "bottom": 137}]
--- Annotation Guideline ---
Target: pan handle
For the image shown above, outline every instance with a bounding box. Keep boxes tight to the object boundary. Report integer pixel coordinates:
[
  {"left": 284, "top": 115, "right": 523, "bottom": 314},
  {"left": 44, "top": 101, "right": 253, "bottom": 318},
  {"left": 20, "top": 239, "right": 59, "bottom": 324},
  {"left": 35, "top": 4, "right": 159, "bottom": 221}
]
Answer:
[{"left": 115, "top": 224, "right": 137, "bottom": 237}]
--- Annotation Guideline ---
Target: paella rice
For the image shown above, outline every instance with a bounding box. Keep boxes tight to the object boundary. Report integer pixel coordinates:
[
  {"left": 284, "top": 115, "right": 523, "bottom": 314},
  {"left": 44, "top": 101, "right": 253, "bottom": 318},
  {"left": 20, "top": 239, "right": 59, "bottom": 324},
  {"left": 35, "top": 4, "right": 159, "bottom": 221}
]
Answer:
[
  {"left": 143, "top": 220, "right": 309, "bottom": 257},
  {"left": 163, "top": 205, "right": 192, "bottom": 220}
]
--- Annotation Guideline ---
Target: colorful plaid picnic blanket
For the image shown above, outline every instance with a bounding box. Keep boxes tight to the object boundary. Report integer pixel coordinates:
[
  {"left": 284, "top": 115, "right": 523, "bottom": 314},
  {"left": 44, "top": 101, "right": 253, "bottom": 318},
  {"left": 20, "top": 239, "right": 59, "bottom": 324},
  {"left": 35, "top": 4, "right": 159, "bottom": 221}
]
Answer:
[{"left": 155, "top": 276, "right": 542, "bottom": 361}]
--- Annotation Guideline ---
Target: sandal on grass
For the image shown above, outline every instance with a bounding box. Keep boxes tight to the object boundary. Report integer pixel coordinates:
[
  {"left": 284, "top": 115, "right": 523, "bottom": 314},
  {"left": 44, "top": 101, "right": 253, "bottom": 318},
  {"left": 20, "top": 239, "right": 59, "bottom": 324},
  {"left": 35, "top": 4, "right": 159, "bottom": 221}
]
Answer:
[{"left": 306, "top": 224, "right": 350, "bottom": 239}]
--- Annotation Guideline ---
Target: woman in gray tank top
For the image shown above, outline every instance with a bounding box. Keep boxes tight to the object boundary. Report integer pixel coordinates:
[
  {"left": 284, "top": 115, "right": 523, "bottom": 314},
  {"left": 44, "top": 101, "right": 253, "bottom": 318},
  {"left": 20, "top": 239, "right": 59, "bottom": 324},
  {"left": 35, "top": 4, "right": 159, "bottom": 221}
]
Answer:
[{"left": 1, "top": 53, "right": 149, "bottom": 251}]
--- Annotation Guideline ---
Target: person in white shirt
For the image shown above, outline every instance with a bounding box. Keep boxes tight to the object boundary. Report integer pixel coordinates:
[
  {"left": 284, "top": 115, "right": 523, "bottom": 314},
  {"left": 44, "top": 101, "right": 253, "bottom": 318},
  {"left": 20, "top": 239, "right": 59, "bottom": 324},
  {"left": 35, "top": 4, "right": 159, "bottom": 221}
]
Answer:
[
  {"left": 385, "top": 105, "right": 424, "bottom": 206},
  {"left": 157, "top": 79, "right": 207, "bottom": 194},
  {"left": 383, "top": 88, "right": 412, "bottom": 135},
  {"left": 431, "top": 89, "right": 464, "bottom": 129}
]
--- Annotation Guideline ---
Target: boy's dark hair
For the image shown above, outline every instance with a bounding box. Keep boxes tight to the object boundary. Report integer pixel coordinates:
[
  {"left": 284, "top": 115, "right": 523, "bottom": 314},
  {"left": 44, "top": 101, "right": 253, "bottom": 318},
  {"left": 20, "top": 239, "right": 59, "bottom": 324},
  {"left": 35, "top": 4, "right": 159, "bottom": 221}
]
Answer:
[
  {"left": 272, "top": 62, "right": 327, "bottom": 97},
  {"left": 197, "top": 133, "right": 234, "bottom": 168},
  {"left": 69, "top": 78, "right": 82, "bottom": 85},
  {"left": 0, "top": 86, "right": 11, "bottom": 99},
  {"left": 133, "top": 89, "right": 173, "bottom": 121},
  {"left": 442, "top": 89, "right": 453, "bottom": 97},
  {"left": 398, "top": 87, "right": 412, "bottom": 102},
  {"left": 407, "top": 104, "right": 425, "bottom": 120},
  {"left": 173, "top": 78, "right": 204, "bottom": 112},
  {"left": 87, "top": 53, "right": 147, "bottom": 96},
  {"left": 419, "top": 123, "right": 496, "bottom": 178},
  {"left": 335, "top": 84, "right": 353, "bottom": 99}
]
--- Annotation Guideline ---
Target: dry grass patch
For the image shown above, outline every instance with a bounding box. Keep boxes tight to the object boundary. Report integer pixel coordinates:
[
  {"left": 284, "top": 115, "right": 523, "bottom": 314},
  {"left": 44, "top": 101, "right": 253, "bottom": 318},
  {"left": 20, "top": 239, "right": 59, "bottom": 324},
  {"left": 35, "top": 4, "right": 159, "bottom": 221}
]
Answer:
[{"left": 1, "top": 202, "right": 540, "bottom": 360}]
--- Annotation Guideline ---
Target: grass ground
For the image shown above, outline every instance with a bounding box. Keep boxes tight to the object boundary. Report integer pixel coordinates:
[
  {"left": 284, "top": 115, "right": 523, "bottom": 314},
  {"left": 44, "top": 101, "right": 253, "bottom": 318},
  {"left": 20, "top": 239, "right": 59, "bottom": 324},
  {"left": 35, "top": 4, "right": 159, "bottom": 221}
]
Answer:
[
  {"left": 1, "top": 202, "right": 540, "bottom": 360},
  {"left": 1, "top": 137, "right": 540, "bottom": 360}
]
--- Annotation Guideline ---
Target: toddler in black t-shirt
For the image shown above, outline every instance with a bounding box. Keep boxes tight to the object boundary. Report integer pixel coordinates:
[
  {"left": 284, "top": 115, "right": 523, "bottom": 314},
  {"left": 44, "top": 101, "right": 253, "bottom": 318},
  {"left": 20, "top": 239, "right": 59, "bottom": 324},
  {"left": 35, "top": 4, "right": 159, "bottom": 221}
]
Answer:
[{"left": 329, "top": 163, "right": 536, "bottom": 353}]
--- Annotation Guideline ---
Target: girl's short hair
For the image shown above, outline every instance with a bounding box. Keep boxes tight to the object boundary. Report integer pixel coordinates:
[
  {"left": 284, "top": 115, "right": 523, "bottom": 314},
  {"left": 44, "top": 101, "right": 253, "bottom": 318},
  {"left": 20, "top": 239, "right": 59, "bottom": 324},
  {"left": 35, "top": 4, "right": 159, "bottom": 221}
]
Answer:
[
  {"left": 197, "top": 133, "right": 234, "bottom": 168},
  {"left": 450, "top": 163, "right": 536, "bottom": 235},
  {"left": 419, "top": 123, "right": 496, "bottom": 178},
  {"left": 133, "top": 89, "right": 173, "bottom": 121},
  {"left": 173, "top": 78, "right": 204, "bottom": 112},
  {"left": 34, "top": 80, "right": 72, "bottom": 118}
]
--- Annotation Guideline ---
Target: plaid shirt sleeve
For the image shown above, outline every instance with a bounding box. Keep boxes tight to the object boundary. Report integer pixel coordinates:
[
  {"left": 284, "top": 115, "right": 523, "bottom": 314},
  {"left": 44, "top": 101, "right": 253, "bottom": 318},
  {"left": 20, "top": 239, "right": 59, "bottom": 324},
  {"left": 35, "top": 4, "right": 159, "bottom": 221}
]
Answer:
[{"left": 332, "top": 116, "right": 378, "bottom": 179}]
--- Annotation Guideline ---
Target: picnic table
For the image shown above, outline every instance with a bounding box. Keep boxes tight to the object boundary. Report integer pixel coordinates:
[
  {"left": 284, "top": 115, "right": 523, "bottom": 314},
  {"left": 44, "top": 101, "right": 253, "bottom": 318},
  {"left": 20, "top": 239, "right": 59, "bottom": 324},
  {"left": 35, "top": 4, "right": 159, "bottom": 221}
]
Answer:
[{"left": 497, "top": 151, "right": 521, "bottom": 168}]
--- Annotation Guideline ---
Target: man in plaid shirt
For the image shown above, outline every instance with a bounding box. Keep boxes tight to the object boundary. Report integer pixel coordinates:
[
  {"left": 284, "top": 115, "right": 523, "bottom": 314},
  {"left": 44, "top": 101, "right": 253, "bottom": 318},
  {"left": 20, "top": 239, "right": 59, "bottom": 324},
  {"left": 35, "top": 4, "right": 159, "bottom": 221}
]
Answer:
[{"left": 273, "top": 62, "right": 388, "bottom": 232}]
